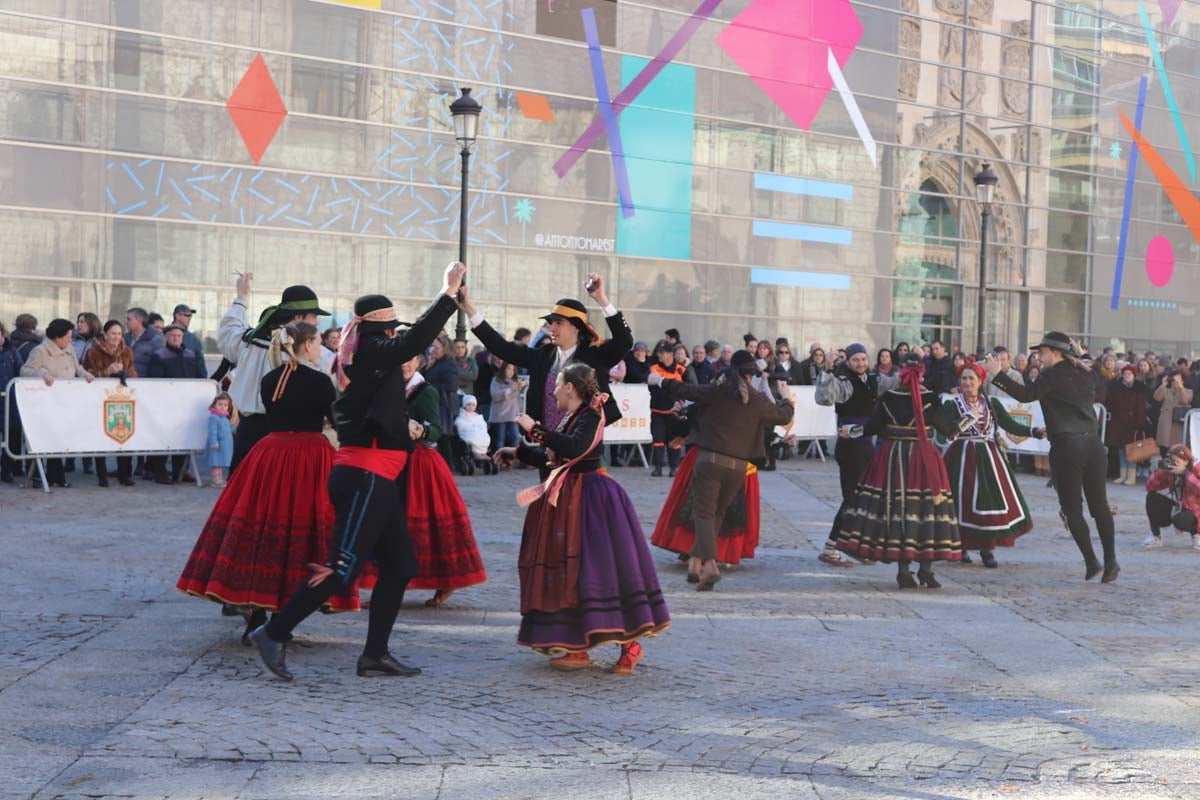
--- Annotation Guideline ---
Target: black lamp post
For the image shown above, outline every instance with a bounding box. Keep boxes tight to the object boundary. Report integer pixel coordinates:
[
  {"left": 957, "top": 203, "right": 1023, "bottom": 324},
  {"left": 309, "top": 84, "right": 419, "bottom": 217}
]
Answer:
[
  {"left": 972, "top": 162, "right": 999, "bottom": 356},
  {"left": 450, "top": 87, "right": 481, "bottom": 342}
]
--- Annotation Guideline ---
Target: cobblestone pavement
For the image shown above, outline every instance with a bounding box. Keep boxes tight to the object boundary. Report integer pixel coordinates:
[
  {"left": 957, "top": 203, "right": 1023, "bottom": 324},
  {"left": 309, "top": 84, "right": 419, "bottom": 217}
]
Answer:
[{"left": 3, "top": 454, "right": 1200, "bottom": 799}]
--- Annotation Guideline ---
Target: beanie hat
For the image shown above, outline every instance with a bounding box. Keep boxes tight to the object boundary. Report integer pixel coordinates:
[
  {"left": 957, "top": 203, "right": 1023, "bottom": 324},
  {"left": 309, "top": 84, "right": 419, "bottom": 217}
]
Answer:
[{"left": 845, "top": 343, "right": 868, "bottom": 359}]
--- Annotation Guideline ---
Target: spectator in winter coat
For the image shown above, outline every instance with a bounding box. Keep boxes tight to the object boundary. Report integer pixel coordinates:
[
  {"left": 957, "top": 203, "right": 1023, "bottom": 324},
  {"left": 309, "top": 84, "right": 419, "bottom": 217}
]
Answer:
[
  {"left": 10, "top": 314, "right": 41, "bottom": 362},
  {"left": 488, "top": 361, "right": 525, "bottom": 452},
  {"left": 72, "top": 313, "right": 101, "bottom": 363},
  {"left": 19, "top": 319, "right": 94, "bottom": 487},
  {"left": 624, "top": 342, "right": 651, "bottom": 384},
  {"left": 83, "top": 320, "right": 138, "bottom": 487},
  {"left": 692, "top": 345, "right": 715, "bottom": 384},
  {"left": 797, "top": 346, "right": 826, "bottom": 385},
  {"left": 1154, "top": 370, "right": 1193, "bottom": 449},
  {"left": 452, "top": 338, "right": 478, "bottom": 394},
  {"left": 172, "top": 304, "right": 205, "bottom": 361},
  {"left": 125, "top": 307, "right": 164, "bottom": 378},
  {"left": 0, "top": 321, "right": 25, "bottom": 482},
  {"left": 775, "top": 342, "right": 805, "bottom": 384},
  {"left": 1105, "top": 365, "right": 1149, "bottom": 486},
  {"left": 1144, "top": 444, "right": 1200, "bottom": 549},
  {"left": 923, "top": 340, "right": 956, "bottom": 394},
  {"left": 147, "top": 326, "right": 207, "bottom": 379}
]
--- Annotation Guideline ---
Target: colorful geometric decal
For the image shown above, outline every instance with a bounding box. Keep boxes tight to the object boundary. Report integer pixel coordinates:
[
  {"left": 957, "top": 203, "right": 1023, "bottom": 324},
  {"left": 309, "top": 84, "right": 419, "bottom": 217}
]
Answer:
[
  {"left": 1119, "top": 110, "right": 1200, "bottom": 262},
  {"left": 583, "top": 7, "right": 633, "bottom": 218},
  {"left": 716, "top": 0, "right": 862, "bottom": 132},
  {"left": 226, "top": 54, "right": 287, "bottom": 165},
  {"left": 105, "top": 3, "right": 516, "bottom": 247},
  {"left": 324, "top": 0, "right": 382, "bottom": 7},
  {"left": 515, "top": 92, "right": 555, "bottom": 122},
  {"left": 1137, "top": 0, "right": 1195, "bottom": 183},
  {"left": 1145, "top": 235, "right": 1175, "bottom": 287},
  {"left": 1160, "top": 0, "right": 1182, "bottom": 26},
  {"left": 614, "top": 56, "right": 694, "bottom": 260},
  {"left": 553, "top": 0, "right": 723, "bottom": 180},
  {"left": 1110, "top": 76, "right": 1147, "bottom": 310}
]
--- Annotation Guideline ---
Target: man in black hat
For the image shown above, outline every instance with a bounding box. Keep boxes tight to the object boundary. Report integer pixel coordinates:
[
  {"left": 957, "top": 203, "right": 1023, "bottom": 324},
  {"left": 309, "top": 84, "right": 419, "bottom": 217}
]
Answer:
[
  {"left": 987, "top": 331, "right": 1119, "bottom": 582},
  {"left": 455, "top": 272, "right": 632, "bottom": 429},
  {"left": 250, "top": 262, "right": 467, "bottom": 681},
  {"left": 218, "top": 273, "right": 331, "bottom": 472}
]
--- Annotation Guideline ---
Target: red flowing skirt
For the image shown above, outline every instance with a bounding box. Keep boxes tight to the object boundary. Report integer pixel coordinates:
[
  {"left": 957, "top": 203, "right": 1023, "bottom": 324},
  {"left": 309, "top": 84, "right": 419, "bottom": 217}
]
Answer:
[
  {"left": 176, "top": 432, "right": 360, "bottom": 612},
  {"left": 650, "top": 447, "right": 761, "bottom": 564},
  {"left": 359, "top": 445, "right": 487, "bottom": 591}
]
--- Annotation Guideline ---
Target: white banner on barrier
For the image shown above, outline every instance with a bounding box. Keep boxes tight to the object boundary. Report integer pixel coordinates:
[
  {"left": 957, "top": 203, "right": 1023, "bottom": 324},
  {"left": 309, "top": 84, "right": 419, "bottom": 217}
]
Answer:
[
  {"left": 776, "top": 386, "right": 838, "bottom": 439},
  {"left": 603, "top": 383, "right": 652, "bottom": 444},
  {"left": 991, "top": 398, "right": 1050, "bottom": 454},
  {"left": 1188, "top": 409, "right": 1200, "bottom": 461},
  {"left": 11, "top": 378, "right": 218, "bottom": 455}
]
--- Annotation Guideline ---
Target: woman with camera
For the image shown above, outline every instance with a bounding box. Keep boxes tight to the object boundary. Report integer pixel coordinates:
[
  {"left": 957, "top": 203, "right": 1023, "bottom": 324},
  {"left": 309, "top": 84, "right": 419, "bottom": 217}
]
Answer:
[
  {"left": 1153, "top": 370, "right": 1193, "bottom": 451},
  {"left": 987, "top": 332, "right": 1118, "bottom": 583},
  {"left": 1144, "top": 445, "right": 1200, "bottom": 550}
]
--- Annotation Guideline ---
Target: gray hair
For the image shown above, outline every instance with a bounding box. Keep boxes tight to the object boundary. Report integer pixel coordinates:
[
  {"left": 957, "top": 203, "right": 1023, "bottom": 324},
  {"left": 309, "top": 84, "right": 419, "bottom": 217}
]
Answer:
[{"left": 126, "top": 307, "right": 149, "bottom": 325}]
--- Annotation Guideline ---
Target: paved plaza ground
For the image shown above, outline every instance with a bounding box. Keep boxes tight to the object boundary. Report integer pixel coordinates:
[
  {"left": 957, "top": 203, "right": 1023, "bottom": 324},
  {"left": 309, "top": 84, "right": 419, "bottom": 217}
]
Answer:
[{"left": 3, "top": 454, "right": 1200, "bottom": 799}]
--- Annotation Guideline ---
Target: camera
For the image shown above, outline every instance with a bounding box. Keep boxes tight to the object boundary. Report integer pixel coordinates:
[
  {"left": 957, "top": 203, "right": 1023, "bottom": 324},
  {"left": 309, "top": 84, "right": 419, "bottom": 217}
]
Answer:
[{"left": 1157, "top": 458, "right": 1175, "bottom": 471}]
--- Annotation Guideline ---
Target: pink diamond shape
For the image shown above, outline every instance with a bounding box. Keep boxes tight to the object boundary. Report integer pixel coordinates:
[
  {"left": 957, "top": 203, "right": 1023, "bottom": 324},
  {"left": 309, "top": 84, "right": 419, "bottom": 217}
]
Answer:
[
  {"left": 717, "top": 0, "right": 863, "bottom": 131},
  {"left": 1159, "top": 0, "right": 1182, "bottom": 27},
  {"left": 226, "top": 54, "right": 287, "bottom": 165}
]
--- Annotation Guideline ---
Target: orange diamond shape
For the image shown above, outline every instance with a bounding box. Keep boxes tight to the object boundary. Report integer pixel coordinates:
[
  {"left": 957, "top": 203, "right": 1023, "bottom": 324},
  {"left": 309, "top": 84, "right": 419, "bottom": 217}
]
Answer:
[{"left": 227, "top": 54, "right": 287, "bottom": 165}]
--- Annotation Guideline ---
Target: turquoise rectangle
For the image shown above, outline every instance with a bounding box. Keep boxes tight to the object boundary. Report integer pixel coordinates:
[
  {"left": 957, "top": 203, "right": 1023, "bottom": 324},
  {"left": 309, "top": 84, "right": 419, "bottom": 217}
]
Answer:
[
  {"left": 615, "top": 56, "right": 694, "bottom": 260},
  {"left": 752, "top": 220, "right": 853, "bottom": 245},
  {"left": 753, "top": 173, "right": 854, "bottom": 201},
  {"left": 750, "top": 268, "right": 851, "bottom": 290}
]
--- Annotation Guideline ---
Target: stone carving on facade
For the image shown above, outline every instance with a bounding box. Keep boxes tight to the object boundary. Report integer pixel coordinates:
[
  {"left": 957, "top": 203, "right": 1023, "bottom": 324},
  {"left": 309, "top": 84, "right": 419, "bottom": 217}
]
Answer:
[
  {"left": 933, "top": 0, "right": 994, "bottom": 24},
  {"left": 1001, "top": 21, "right": 1031, "bottom": 117},
  {"left": 898, "top": 0, "right": 921, "bottom": 101},
  {"left": 938, "top": 27, "right": 985, "bottom": 111}
]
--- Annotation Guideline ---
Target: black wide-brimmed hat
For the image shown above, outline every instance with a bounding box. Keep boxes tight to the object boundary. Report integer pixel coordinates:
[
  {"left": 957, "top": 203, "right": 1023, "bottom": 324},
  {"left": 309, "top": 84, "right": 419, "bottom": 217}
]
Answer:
[
  {"left": 540, "top": 297, "right": 604, "bottom": 346},
  {"left": 540, "top": 297, "right": 588, "bottom": 323},
  {"left": 731, "top": 349, "right": 757, "bottom": 375},
  {"left": 1033, "top": 331, "right": 1075, "bottom": 355},
  {"left": 354, "top": 294, "right": 402, "bottom": 332},
  {"left": 280, "top": 285, "right": 330, "bottom": 317}
]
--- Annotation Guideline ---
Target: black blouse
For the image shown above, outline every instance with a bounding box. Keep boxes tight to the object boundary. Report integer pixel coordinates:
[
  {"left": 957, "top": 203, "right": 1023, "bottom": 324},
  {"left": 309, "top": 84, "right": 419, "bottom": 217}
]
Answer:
[
  {"left": 261, "top": 363, "right": 336, "bottom": 433},
  {"left": 518, "top": 406, "right": 604, "bottom": 478}
]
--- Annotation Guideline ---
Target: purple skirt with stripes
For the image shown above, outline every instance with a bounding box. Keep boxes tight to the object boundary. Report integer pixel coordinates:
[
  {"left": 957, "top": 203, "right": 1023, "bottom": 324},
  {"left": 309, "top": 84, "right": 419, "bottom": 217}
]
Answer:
[{"left": 517, "top": 472, "right": 670, "bottom": 654}]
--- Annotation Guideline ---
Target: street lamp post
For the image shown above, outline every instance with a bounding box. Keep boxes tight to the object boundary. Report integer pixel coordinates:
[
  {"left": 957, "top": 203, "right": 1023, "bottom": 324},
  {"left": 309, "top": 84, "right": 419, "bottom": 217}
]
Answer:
[
  {"left": 972, "top": 162, "right": 999, "bottom": 357},
  {"left": 450, "top": 87, "right": 481, "bottom": 342}
]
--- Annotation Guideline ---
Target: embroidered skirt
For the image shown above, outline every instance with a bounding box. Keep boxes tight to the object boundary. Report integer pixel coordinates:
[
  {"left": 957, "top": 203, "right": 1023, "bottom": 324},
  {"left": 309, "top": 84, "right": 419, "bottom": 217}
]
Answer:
[{"left": 944, "top": 438, "right": 1033, "bottom": 548}]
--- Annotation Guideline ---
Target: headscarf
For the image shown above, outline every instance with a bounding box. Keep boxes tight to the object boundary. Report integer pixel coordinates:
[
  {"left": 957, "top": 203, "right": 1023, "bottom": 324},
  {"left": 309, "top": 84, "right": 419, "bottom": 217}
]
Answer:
[
  {"left": 333, "top": 306, "right": 399, "bottom": 390},
  {"left": 956, "top": 359, "right": 987, "bottom": 385},
  {"left": 898, "top": 360, "right": 930, "bottom": 441}
]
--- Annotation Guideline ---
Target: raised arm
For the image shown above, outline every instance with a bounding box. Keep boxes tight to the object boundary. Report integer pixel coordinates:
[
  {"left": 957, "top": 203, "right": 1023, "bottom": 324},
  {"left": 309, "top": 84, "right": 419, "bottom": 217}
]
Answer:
[
  {"left": 218, "top": 272, "right": 254, "bottom": 361},
  {"left": 991, "top": 370, "right": 1041, "bottom": 403},
  {"left": 583, "top": 273, "right": 632, "bottom": 368},
  {"left": 365, "top": 263, "right": 466, "bottom": 368}
]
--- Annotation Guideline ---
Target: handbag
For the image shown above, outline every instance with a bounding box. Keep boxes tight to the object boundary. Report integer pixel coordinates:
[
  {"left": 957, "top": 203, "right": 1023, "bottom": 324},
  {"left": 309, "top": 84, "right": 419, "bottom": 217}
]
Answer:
[
  {"left": 1125, "top": 432, "right": 1158, "bottom": 463},
  {"left": 1173, "top": 406, "right": 1189, "bottom": 424}
]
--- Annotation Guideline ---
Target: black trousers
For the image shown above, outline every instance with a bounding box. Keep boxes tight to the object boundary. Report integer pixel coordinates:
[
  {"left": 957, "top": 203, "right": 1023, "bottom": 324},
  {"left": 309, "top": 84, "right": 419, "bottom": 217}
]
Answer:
[
  {"left": 827, "top": 436, "right": 875, "bottom": 544},
  {"left": 96, "top": 456, "right": 132, "bottom": 483},
  {"left": 230, "top": 413, "right": 270, "bottom": 475},
  {"left": 268, "top": 465, "right": 416, "bottom": 658},
  {"left": 650, "top": 415, "right": 680, "bottom": 469},
  {"left": 1146, "top": 492, "right": 1199, "bottom": 535},
  {"left": 1048, "top": 433, "right": 1116, "bottom": 566}
]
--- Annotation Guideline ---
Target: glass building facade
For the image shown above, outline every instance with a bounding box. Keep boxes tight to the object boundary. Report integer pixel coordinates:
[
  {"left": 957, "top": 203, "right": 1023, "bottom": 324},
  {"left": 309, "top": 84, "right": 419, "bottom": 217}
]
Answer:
[{"left": 0, "top": 0, "right": 1197, "bottom": 355}]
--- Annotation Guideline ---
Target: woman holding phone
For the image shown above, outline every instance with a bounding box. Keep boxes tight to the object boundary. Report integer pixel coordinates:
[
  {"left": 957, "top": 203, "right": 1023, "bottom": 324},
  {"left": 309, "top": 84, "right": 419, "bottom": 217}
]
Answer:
[{"left": 987, "top": 332, "right": 1118, "bottom": 583}]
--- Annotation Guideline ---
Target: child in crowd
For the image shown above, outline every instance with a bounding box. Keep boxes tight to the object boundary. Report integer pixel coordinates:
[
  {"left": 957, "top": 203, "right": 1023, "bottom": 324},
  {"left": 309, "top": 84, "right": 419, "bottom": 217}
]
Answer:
[
  {"left": 454, "top": 395, "right": 493, "bottom": 475},
  {"left": 206, "top": 392, "right": 236, "bottom": 488}
]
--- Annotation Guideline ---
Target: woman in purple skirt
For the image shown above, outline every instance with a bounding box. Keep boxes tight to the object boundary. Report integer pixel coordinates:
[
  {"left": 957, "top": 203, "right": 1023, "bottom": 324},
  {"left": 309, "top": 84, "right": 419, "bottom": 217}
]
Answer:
[{"left": 494, "top": 363, "right": 670, "bottom": 674}]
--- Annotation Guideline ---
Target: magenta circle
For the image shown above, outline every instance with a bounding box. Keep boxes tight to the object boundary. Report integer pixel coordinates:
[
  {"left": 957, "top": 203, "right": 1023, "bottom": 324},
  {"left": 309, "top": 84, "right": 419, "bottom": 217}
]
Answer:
[{"left": 1145, "top": 235, "right": 1175, "bottom": 287}]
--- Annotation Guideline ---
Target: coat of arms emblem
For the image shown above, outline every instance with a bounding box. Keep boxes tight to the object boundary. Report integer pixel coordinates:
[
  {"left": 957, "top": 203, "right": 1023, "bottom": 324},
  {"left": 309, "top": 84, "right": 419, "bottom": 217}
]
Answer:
[
  {"left": 1005, "top": 404, "right": 1033, "bottom": 445},
  {"left": 103, "top": 385, "right": 135, "bottom": 445}
]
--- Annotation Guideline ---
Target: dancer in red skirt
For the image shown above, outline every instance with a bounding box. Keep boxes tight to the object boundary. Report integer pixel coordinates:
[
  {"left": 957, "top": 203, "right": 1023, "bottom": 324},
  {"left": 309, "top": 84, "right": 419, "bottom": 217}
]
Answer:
[
  {"left": 358, "top": 354, "right": 487, "bottom": 607},
  {"left": 651, "top": 441, "right": 761, "bottom": 575},
  {"left": 177, "top": 321, "right": 359, "bottom": 641}
]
